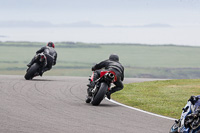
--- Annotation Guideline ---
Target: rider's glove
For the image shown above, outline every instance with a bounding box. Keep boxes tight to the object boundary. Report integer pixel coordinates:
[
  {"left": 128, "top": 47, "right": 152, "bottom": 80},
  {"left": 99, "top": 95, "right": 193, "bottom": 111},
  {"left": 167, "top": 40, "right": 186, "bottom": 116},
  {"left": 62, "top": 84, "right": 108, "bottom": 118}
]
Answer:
[{"left": 188, "top": 96, "right": 199, "bottom": 105}]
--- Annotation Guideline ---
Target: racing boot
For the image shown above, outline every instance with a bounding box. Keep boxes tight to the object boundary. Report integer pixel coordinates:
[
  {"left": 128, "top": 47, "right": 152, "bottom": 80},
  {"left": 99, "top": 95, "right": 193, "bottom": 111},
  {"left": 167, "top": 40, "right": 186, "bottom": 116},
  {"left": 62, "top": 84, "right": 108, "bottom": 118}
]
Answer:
[
  {"left": 85, "top": 81, "right": 95, "bottom": 103},
  {"left": 106, "top": 91, "right": 112, "bottom": 100},
  {"left": 85, "top": 95, "right": 92, "bottom": 103},
  {"left": 86, "top": 90, "right": 92, "bottom": 103},
  {"left": 87, "top": 81, "right": 95, "bottom": 96},
  {"left": 39, "top": 70, "right": 44, "bottom": 76},
  {"left": 27, "top": 57, "right": 35, "bottom": 67}
]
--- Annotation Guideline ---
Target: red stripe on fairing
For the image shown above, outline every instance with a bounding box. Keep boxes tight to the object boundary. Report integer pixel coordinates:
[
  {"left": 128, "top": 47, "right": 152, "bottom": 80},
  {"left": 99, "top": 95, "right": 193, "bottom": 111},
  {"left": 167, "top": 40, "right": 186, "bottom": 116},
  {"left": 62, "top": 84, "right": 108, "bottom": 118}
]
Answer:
[
  {"left": 100, "top": 71, "right": 109, "bottom": 78},
  {"left": 90, "top": 72, "right": 94, "bottom": 81}
]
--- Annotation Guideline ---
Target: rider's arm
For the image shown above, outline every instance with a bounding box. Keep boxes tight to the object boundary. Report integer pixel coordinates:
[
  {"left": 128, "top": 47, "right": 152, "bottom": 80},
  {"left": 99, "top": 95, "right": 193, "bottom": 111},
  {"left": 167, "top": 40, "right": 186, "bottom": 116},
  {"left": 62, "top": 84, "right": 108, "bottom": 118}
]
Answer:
[
  {"left": 92, "top": 60, "right": 108, "bottom": 71},
  {"left": 36, "top": 46, "right": 45, "bottom": 54},
  {"left": 53, "top": 52, "right": 57, "bottom": 65}
]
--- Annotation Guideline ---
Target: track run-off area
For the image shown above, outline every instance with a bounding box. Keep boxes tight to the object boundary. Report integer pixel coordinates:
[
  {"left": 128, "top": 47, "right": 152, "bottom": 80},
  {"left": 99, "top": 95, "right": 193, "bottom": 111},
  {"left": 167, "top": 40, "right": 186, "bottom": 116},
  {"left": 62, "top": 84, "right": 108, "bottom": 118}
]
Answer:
[{"left": 0, "top": 75, "right": 174, "bottom": 133}]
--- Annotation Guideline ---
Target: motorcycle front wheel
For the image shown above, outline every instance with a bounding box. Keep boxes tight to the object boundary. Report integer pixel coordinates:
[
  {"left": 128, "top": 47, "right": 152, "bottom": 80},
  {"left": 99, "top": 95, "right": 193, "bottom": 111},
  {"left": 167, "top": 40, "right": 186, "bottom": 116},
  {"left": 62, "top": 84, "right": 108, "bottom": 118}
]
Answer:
[
  {"left": 169, "top": 122, "right": 179, "bottom": 133},
  {"left": 24, "top": 63, "right": 40, "bottom": 80},
  {"left": 91, "top": 82, "right": 108, "bottom": 106}
]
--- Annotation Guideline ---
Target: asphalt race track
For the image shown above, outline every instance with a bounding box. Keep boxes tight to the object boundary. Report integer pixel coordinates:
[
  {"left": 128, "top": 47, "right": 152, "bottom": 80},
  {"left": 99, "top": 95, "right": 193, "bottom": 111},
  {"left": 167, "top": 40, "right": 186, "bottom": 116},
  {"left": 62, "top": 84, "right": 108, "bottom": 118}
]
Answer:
[{"left": 0, "top": 75, "right": 174, "bottom": 133}]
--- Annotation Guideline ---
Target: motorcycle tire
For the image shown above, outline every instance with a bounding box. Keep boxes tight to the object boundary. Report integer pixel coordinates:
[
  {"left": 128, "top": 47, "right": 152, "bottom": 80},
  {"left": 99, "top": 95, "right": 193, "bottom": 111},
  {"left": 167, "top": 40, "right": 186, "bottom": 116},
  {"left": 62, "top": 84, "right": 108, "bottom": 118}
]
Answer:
[
  {"left": 91, "top": 82, "right": 108, "bottom": 106},
  {"left": 169, "top": 122, "right": 179, "bottom": 133},
  {"left": 24, "top": 63, "right": 40, "bottom": 80}
]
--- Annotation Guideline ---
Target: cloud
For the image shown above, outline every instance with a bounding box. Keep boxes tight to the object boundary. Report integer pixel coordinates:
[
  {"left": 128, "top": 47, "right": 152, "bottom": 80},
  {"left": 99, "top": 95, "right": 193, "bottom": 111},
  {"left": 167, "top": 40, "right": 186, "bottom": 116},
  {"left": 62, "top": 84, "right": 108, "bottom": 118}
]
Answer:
[
  {"left": 0, "top": 20, "right": 172, "bottom": 28},
  {"left": 0, "top": 21, "right": 53, "bottom": 27},
  {"left": 0, "top": 0, "right": 199, "bottom": 26}
]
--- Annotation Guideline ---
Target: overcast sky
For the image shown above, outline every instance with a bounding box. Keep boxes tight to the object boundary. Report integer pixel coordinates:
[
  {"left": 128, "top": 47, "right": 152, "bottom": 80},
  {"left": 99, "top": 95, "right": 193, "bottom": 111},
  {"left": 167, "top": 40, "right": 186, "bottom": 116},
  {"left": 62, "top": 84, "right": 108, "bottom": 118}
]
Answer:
[
  {"left": 1, "top": 0, "right": 200, "bottom": 45},
  {"left": 0, "top": 0, "right": 200, "bottom": 26}
]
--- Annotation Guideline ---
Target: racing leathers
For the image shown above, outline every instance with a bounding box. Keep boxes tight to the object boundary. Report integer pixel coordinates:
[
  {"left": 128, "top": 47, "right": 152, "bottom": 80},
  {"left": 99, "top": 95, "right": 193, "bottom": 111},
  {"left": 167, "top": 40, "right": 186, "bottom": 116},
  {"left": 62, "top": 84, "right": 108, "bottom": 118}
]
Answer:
[
  {"left": 27, "top": 46, "right": 57, "bottom": 76},
  {"left": 88, "top": 59, "right": 124, "bottom": 99}
]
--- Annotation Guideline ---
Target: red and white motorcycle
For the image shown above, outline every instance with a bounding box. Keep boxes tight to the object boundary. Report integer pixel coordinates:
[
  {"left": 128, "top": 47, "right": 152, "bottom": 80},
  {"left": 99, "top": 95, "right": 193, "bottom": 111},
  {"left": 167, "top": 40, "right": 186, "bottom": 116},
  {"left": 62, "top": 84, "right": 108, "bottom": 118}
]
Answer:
[{"left": 86, "top": 71, "right": 117, "bottom": 106}]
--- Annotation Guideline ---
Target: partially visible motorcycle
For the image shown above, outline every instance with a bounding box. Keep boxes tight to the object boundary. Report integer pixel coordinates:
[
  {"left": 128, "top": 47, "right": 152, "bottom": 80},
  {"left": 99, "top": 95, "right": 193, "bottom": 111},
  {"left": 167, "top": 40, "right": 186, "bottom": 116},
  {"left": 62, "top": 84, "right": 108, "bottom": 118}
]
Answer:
[
  {"left": 170, "top": 96, "right": 200, "bottom": 133},
  {"left": 24, "top": 53, "right": 47, "bottom": 80},
  {"left": 85, "top": 71, "right": 117, "bottom": 106}
]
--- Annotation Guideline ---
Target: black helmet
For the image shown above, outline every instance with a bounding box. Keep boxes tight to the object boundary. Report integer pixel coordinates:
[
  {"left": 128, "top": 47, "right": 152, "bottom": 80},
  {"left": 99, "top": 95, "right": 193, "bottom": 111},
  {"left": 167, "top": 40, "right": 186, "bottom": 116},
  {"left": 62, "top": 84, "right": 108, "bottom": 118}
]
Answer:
[
  {"left": 47, "top": 42, "right": 55, "bottom": 48},
  {"left": 109, "top": 54, "right": 119, "bottom": 62}
]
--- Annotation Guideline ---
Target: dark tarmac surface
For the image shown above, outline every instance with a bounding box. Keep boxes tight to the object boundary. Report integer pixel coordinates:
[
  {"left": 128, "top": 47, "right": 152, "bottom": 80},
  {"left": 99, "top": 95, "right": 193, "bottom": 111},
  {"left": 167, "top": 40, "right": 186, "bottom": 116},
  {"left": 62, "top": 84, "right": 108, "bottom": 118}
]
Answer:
[{"left": 0, "top": 75, "right": 174, "bottom": 133}]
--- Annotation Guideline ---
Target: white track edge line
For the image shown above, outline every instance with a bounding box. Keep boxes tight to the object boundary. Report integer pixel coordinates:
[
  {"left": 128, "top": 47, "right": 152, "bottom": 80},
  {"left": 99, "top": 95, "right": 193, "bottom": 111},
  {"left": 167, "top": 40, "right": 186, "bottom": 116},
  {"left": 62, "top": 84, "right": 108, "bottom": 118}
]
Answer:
[{"left": 106, "top": 98, "right": 176, "bottom": 121}]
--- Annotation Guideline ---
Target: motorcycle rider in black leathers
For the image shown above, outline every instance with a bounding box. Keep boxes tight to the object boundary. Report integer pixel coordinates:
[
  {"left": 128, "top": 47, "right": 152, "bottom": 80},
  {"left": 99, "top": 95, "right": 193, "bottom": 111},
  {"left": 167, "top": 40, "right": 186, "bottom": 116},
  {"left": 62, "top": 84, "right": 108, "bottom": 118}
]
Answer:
[
  {"left": 87, "top": 54, "right": 124, "bottom": 100},
  {"left": 27, "top": 42, "right": 57, "bottom": 76}
]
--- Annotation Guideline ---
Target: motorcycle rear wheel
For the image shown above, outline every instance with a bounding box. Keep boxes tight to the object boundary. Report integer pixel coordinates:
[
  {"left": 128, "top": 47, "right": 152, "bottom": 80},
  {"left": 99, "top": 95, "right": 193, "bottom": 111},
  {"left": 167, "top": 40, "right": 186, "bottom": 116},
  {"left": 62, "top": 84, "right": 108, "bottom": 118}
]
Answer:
[
  {"left": 24, "top": 63, "right": 40, "bottom": 80},
  {"left": 91, "top": 82, "right": 108, "bottom": 106}
]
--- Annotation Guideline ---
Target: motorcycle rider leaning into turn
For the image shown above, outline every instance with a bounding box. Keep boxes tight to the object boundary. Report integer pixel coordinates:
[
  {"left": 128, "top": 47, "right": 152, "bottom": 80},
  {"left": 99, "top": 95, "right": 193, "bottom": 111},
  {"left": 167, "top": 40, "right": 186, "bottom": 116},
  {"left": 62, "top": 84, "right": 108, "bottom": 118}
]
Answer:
[
  {"left": 87, "top": 54, "right": 124, "bottom": 100},
  {"left": 27, "top": 42, "right": 57, "bottom": 76}
]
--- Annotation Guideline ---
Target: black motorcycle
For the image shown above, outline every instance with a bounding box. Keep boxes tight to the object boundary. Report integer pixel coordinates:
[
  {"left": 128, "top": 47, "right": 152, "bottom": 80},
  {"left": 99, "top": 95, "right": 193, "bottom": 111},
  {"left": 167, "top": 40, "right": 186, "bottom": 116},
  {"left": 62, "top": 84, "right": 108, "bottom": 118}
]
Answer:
[
  {"left": 24, "top": 53, "right": 47, "bottom": 80},
  {"left": 86, "top": 71, "right": 117, "bottom": 106}
]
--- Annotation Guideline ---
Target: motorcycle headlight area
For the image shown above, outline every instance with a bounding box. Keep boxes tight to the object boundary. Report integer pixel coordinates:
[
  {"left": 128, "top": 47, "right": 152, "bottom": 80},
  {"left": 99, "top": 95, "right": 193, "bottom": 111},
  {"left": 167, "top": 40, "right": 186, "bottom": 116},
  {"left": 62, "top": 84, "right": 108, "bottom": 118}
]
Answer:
[
  {"left": 185, "top": 113, "right": 200, "bottom": 130},
  {"left": 185, "top": 114, "right": 195, "bottom": 124},
  {"left": 191, "top": 117, "right": 200, "bottom": 129}
]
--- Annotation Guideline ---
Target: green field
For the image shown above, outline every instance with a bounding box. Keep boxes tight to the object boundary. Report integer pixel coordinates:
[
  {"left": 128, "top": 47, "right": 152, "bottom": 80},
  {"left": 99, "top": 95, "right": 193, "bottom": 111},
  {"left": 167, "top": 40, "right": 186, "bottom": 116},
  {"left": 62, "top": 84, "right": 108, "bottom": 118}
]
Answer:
[
  {"left": 1, "top": 41, "right": 200, "bottom": 79},
  {"left": 112, "top": 79, "right": 200, "bottom": 119}
]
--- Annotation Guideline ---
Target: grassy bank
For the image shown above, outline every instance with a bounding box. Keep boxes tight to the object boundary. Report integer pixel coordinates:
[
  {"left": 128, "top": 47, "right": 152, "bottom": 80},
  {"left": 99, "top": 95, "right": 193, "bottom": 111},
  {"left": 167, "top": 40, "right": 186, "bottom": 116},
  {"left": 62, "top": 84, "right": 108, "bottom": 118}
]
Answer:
[{"left": 112, "top": 79, "right": 200, "bottom": 119}]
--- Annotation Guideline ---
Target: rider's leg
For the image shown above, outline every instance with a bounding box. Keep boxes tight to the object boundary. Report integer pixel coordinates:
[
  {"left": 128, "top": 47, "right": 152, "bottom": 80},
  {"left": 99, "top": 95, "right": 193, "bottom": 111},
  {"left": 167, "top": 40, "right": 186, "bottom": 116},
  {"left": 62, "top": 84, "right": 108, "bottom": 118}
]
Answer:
[
  {"left": 27, "top": 55, "right": 37, "bottom": 67},
  {"left": 39, "top": 54, "right": 53, "bottom": 76},
  {"left": 87, "top": 70, "right": 101, "bottom": 96},
  {"left": 106, "top": 79, "right": 124, "bottom": 100}
]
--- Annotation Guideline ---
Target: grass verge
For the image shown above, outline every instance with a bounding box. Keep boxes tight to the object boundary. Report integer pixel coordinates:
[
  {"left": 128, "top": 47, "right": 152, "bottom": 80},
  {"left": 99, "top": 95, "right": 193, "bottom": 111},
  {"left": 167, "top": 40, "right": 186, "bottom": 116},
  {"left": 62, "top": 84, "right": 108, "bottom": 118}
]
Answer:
[{"left": 112, "top": 79, "right": 200, "bottom": 119}]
